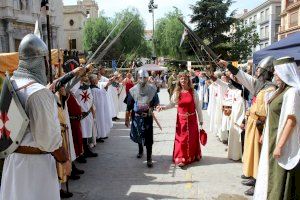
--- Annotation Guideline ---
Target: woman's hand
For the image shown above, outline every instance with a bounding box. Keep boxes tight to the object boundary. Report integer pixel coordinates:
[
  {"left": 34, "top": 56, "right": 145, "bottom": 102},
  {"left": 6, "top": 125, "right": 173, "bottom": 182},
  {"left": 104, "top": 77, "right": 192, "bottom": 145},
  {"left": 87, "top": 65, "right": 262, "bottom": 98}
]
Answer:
[
  {"left": 218, "top": 60, "right": 229, "bottom": 68},
  {"left": 156, "top": 105, "right": 166, "bottom": 112},
  {"left": 273, "top": 145, "right": 282, "bottom": 159},
  {"left": 259, "top": 135, "right": 263, "bottom": 144}
]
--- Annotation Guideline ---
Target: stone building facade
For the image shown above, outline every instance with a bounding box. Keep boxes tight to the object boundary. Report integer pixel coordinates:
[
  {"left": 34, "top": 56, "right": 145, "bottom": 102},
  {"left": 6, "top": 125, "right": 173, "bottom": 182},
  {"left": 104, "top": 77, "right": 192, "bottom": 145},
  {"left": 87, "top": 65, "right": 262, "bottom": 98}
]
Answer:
[
  {"left": 239, "top": 0, "right": 281, "bottom": 55},
  {"left": 0, "top": 0, "right": 64, "bottom": 53},
  {"left": 278, "top": 0, "right": 300, "bottom": 39},
  {"left": 63, "top": 0, "right": 99, "bottom": 52}
]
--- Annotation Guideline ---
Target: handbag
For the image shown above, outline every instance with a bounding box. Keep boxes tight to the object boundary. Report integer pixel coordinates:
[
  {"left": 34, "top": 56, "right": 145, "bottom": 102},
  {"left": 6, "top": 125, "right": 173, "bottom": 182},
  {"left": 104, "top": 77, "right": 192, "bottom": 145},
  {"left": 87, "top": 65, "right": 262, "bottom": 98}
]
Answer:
[{"left": 199, "top": 129, "right": 207, "bottom": 146}]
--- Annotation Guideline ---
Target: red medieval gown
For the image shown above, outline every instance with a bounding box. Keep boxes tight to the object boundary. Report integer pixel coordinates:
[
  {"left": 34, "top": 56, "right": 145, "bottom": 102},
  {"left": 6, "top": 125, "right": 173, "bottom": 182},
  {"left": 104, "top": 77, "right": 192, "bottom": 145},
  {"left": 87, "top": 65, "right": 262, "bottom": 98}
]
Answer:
[
  {"left": 173, "top": 90, "right": 202, "bottom": 165},
  {"left": 67, "top": 94, "right": 83, "bottom": 157}
]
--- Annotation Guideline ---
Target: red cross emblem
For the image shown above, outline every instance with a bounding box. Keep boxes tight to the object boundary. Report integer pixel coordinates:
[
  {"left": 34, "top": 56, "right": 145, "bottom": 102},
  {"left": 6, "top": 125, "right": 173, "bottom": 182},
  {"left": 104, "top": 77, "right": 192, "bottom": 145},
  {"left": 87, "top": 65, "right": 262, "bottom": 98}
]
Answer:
[
  {"left": 0, "top": 112, "right": 11, "bottom": 139},
  {"left": 80, "top": 91, "right": 90, "bottom": 103},
  {"left": 70, "top": 63, "right": 75, "bottom": 70},
  {"left": 252, "top": 96, "right": 257, "bottom": 104}
]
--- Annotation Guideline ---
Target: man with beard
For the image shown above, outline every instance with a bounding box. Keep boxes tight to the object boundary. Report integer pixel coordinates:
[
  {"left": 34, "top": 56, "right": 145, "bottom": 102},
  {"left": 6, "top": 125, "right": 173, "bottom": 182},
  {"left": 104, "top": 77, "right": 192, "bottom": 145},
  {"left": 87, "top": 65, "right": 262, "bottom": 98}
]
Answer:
[
  {"left": 0, "top": 34, "right": 67, "bottom": 200},
  {"left": 71, "top": 76, "right": 98, "bottom": 158},
  {"left": 218, "top": 57, "right": 276, "bottom": 196},
  {"left": 125, "top": 69, "right": 159, "bottom": 168}
]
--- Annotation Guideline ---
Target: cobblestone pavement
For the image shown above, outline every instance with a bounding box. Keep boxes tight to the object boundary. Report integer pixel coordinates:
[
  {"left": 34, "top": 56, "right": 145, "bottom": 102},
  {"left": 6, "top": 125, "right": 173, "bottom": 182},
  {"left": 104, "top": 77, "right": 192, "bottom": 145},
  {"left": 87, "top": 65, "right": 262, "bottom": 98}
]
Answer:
[{"left": 69, "top": 89, "right": 250, "bottom": 200}]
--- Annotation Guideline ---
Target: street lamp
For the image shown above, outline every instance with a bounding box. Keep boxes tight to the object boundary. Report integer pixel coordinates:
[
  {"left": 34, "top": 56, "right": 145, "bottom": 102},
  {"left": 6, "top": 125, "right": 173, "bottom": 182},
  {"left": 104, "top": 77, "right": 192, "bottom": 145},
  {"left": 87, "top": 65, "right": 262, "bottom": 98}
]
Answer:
[{"left": 148, "top": 0, "right": 158, "bottom": 62}]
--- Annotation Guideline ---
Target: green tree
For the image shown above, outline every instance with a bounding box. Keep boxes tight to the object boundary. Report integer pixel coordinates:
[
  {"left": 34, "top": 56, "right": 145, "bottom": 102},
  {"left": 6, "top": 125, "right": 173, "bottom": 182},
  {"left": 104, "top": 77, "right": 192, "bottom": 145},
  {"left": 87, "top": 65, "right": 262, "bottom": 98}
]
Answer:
[
  {"left": 228, "top": 21, "right": 260, "bottom": 61},
  {"left": 83, "top": 8, "right": 150, "bottom": 63},
  {"left": 83, "top": 16, "right": 112, "bottom": 52},
  {"left": 154, "top": 8, "right": 188, "bottom": 59},
  {"left": 190, "top": 0, "right": 236, "bottom": 59},
  {"left": 111, "top": 8, "right": 150, "bottom": 58}
]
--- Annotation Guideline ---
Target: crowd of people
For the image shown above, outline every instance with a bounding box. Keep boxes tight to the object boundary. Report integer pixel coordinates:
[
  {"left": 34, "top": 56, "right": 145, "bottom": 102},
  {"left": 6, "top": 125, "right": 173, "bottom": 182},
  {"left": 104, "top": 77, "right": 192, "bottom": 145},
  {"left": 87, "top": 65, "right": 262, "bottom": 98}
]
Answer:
[
  {"left": 0, "top": 34, "right": 135, "bottom": 200},
  {"left": 165, "top": 56, "right": 300, "bottom": 199},
  {"left": 0, "top": 33, "right": 299, "bottom": 200}
]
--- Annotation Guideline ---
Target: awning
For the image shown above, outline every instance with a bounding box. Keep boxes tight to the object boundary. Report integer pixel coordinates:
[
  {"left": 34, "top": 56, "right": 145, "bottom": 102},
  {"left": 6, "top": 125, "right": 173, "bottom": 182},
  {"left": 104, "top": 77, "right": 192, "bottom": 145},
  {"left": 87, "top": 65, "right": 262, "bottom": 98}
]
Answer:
[{"left": 135, "top": 64, "right": 168, "bottom": 72}]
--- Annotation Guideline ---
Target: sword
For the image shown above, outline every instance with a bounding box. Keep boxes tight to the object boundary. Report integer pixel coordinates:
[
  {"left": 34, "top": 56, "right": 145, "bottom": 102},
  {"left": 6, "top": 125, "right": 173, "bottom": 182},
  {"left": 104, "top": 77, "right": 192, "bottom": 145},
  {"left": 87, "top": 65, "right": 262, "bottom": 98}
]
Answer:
[
  {"left": 153, "top": 112, "right": 162, "bottom": 131},
  {"left": 177, "top": 18, "right": 220, "bottom": 65},
  {"left": 93, "top": 19, "right": 134, "bottom": 64},
  {"left": 86, "top": 20, "right": 122, "bottom": 65}
]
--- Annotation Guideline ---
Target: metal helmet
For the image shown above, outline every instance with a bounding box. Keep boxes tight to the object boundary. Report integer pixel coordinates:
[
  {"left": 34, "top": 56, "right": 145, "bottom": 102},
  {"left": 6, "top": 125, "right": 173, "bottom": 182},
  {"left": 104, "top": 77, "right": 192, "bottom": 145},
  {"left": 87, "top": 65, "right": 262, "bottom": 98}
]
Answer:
[
  {"left": 18, "top": 34, "right": 48, "bottom": 60},
  {"left": 257, "top": 56, "right": 275, "bottom": 73},
  {"left": 137, "top": 69, "right": 149, "bottom": 78}
]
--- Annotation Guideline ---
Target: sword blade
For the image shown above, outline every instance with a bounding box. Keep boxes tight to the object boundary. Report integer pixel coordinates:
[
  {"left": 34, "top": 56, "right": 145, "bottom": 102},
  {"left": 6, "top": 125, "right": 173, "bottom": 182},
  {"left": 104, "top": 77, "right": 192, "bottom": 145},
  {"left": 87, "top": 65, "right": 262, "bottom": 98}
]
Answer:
[
  {"left": 177, "top": 17, "right": 219, "bottom": 61},
  {"left": 93, "top": 19, "right": 134, "bottom": 64},
  {"left": 152, "top": 112, "right": 162, "bottom": 131},
  {"left": 87, "top": 20, "right": 123, "bottom": 64}
]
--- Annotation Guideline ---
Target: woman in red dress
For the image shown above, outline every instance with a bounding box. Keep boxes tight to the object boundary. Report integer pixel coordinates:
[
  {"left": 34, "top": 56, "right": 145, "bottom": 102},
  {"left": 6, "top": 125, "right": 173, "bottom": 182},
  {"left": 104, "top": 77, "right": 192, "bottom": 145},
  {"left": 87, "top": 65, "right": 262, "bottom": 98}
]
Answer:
[
  {"left": 123, "top": 72, "right": 134, "bottom": 94},
  {"left": 158, "top": 71, "right": 203, "bottom": 167}
]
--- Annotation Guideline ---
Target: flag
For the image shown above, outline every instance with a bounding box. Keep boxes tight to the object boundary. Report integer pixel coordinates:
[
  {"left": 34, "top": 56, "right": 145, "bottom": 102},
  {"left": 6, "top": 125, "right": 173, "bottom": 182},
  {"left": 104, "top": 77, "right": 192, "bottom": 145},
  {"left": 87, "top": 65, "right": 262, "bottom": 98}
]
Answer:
[
  {"left": 179, "top": 28, "right": 188, "bottom": 47},
  {"left": 112, "top": 60, "right": 117, "bottom": 72},
  {"left": 34, "top": 19, "right": 42, "bottom": 39}
]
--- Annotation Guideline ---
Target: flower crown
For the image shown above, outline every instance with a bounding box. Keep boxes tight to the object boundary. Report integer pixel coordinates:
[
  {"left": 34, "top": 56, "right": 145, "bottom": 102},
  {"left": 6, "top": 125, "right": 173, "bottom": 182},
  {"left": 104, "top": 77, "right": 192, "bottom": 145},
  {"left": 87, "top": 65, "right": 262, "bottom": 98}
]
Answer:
[{"left": 178, "top": 70, "right": 190, "bottom": 78}]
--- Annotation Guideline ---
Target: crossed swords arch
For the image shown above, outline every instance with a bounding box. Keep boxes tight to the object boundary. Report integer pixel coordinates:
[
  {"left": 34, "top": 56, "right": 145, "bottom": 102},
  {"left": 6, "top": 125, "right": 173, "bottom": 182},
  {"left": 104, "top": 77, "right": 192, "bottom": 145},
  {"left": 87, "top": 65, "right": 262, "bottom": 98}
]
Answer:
[{"left": 177, "top": 18, "right": 222, "bottom": 71}]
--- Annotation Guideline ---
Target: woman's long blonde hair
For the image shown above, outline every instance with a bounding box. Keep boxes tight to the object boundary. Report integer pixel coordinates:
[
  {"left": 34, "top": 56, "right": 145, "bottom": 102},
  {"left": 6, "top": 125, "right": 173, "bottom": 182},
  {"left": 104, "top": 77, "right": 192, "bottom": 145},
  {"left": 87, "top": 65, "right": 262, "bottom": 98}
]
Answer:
[{"left": 173, "top": 75, "right": 194, "bottom": 103}]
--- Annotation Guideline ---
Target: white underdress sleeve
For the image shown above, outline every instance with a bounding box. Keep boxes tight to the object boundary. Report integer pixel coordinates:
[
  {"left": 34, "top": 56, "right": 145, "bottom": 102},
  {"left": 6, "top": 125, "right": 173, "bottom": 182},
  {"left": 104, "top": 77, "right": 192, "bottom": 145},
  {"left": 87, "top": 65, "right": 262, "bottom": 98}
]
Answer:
[
  {"left": 26, "top": 89, "right": 62, "bottom": 152},
  {"left": 193, "top": 91, "right": 203, "bottom": 123},
  {"left": 236, "top": 70, "right": 257, "bottom": 95},
  {"left": 277, "top": 88, "right": 300, "bottom": 170}
]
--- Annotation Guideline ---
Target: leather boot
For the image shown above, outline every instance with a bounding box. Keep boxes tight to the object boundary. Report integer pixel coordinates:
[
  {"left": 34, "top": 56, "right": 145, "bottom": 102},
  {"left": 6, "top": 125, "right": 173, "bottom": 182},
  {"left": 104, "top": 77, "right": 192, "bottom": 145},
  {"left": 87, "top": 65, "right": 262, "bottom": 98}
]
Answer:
[
  {"left": 137, "top": 143, "right": 143, "bottom": 158},
  {"left": 244, "top": 186, "right": 255, "bottom": 196},
  {"left": 146, "top": 145, "right": 153, "bottom": 168},
  {"left": 72, "top": 163, "right": 84, "bottom": 175},
  {"left": 76, "top": 155, "right": 87, "bottom": 163},
  {"left": 242, "top": 178, "right": 256, "bottom": 186},
  {"left": 83, "top": 138, "right": 98, "bottom": 158},
  {"left": 60, "top": 189, "right": 73, "bottom": 198}
]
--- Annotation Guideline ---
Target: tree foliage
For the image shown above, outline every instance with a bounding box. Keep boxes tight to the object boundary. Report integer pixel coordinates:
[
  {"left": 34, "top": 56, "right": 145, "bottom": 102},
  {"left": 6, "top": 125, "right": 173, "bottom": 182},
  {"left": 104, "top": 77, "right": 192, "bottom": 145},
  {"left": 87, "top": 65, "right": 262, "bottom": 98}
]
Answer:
[
  {"left": 154, "top": 8, "right": 188, "bottom": 59},
  {"left": 83, "top": 16, "right": 112, "bottom": 52},
  {"left": 190, "top": 0, "right": 236, "bottom": 59},
  {"left": 83, "top": 8, "right": 151, "bottom": 63},
  {"left": 228, "top": 21, "right": 260, "bottom": 61}
]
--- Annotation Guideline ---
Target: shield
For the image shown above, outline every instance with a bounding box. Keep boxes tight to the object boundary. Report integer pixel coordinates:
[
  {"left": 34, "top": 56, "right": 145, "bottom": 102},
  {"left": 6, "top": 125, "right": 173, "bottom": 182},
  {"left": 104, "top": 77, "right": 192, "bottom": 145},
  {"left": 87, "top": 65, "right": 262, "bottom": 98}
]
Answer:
[
  {"left": 0, "top": 73, "right": 29, "bottom": 158},
  {"left": 63, "top": 56, "right": 80, "bottom": 73}
]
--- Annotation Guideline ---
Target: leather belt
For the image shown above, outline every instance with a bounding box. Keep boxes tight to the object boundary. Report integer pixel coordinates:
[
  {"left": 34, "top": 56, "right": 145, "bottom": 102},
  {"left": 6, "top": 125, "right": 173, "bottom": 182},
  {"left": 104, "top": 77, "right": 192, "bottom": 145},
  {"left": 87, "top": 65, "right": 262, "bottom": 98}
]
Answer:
[
  {"left": 81, "top": 110, "right": 91, "bottom": 120},
  {"left": 249, "top": 112, "right": 266, "bottom": 121},
  {"left": 135, "top": 112, "right": 151, "bottom": 117},
  {"left": 15, "top": 146, "right": 49, "bottom": 155},
  {"left": 69, "top": 110, "right": 91, "bottom": 121},
  {"left": 178, "top": 112, "right": 195, "bottom": 117}
]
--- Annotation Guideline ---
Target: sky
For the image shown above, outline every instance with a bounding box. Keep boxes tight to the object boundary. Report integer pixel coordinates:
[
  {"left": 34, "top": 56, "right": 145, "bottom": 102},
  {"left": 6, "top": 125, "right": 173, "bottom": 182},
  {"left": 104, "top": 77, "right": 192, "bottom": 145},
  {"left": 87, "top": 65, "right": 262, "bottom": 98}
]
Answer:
[{"left": 63, "top": 0, "right": 266, "bottom": 29}]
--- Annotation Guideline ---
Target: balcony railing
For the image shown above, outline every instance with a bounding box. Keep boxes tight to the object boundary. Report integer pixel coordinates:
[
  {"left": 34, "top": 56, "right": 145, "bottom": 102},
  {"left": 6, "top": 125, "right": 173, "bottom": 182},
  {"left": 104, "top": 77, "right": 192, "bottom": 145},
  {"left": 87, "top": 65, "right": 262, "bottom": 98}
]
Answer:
[{"left": 286, "top": 0, "right": 300, "bottom": 8}]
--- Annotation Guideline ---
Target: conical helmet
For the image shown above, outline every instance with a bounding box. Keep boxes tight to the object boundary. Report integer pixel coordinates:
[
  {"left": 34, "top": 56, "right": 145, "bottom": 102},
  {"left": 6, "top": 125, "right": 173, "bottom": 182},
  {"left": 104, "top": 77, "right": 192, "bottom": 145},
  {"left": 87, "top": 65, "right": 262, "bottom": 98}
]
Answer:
[
  {"left": 257, "top": 56, "right": 275, "bottom": 73},
  {"left": 138, "top": 69, "right": 149, "bottom": 78},
  {"left": 18, "top": 34, "right": 48, "bottom": 60}
]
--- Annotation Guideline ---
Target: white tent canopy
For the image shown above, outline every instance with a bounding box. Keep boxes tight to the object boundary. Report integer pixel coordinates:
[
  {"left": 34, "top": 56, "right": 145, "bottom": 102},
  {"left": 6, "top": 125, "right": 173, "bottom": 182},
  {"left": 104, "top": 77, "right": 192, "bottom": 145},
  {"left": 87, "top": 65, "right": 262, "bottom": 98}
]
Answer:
[{"left": 135, "top": 64, "right": 168, "bottom": 72}]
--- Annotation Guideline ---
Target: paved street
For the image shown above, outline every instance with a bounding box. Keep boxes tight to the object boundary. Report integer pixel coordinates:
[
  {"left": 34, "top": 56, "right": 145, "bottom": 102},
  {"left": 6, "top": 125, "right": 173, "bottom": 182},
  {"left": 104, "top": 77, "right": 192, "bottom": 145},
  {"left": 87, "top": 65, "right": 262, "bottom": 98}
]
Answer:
[{"left": 69, "top": 89, "right": 250, "bottom": 200}]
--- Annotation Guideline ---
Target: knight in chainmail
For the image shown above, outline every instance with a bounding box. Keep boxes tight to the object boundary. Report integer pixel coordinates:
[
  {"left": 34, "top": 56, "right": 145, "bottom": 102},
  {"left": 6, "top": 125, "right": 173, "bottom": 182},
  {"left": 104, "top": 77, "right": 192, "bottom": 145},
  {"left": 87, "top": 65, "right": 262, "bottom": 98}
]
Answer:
[
  {"left": 0, "top": 34, "right": 67, "bottom": 200},
  {"left": 219, "top": 56, "right": 276, "bottom": 196},
  {"left": 125, "top": 69, "right": 159, "bottom": 168}
]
